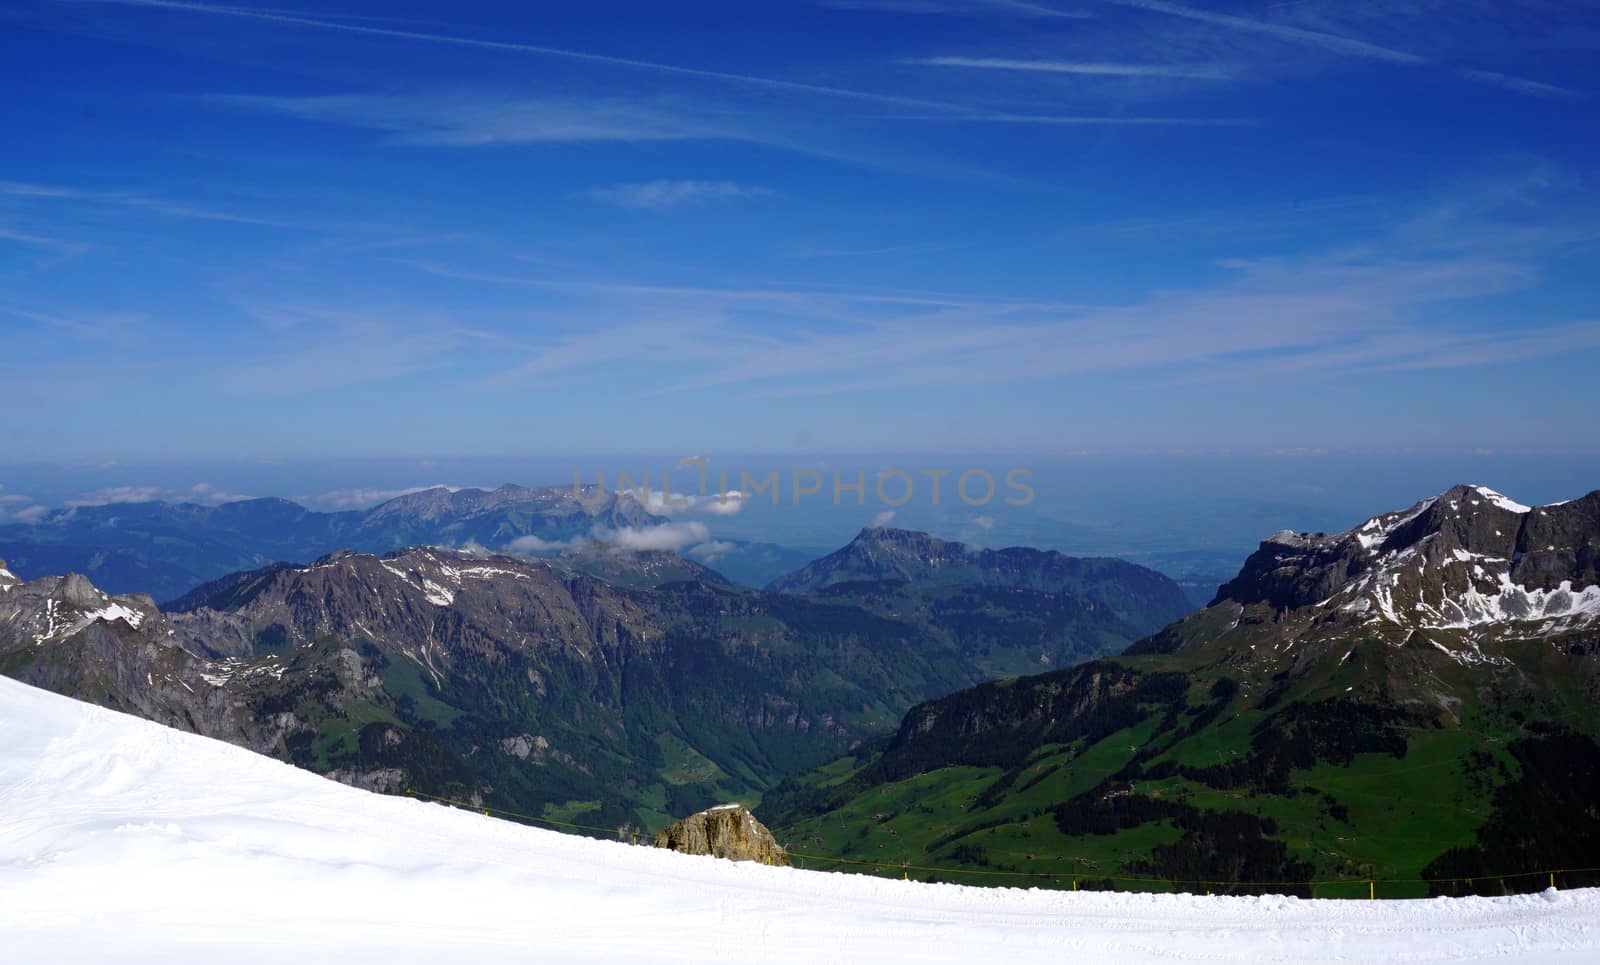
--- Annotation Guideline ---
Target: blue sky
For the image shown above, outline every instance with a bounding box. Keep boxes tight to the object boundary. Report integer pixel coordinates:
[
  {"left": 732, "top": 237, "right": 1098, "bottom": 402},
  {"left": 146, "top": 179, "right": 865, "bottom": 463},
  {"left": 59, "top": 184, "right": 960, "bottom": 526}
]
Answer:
[{"left": 2, "top": 0, "right": 1598, "bottom": 463}]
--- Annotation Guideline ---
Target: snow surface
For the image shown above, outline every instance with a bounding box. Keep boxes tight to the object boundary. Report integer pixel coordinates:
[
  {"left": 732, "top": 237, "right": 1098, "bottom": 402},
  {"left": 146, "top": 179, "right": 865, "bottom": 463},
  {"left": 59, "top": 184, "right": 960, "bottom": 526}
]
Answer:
[
  {"left": 1471, "top": 486, "right": 1532, "bottom": 514},
  {"left": 2, "top": 678, "right": 1598, "bottom": 964}
]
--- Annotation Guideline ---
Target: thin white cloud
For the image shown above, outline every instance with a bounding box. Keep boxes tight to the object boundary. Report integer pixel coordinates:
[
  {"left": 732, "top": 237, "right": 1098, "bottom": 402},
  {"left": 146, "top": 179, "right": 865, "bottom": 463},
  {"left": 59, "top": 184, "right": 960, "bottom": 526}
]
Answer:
[
  {"left": 54, "top": 484, "right": 252, "bottom": 509},
  {"left": 0, "top": 501, "right": 49, "bottom": 525},
  {"left": 1104, "top": 0, "right": 1583, "bottom": 99},
  {"left": 822, "top": 0, "right": 1091, "bottom": 17},
  {"left": 78, "top": 0, "right": 1013, "bottom": 115},
  {"left": 0, "top": 180, "right": 283, "bottom": 226},
  {"left": 584, "top": 180, "right": 773, "bottom": 208},
  {"left": 592, "top": 521, "right": 712, "bottom": 552},
  {"left": 212, "top": 94, "right": 719, "bottom": 146},
  {"left": 1104, "top": 0, "right": 1425, "bottom": 65},
  {"left": 216, "top": 308, "right": 464, "bottom": 394},
  {"left": 0, "top": 486, "right": 50, "bottom": 527},
  {"left": 188, "top": 482, "right": 252, "bottom": 506},
  {"left": 213, "top": 90, "right": 1247, "bottom": 161},
  {"left": 898, "top": 111, "right": 1254, "bottom": 126},
  {"left": 103, "top": 2, "right": 1251, "bottom": 134},
  {"left": 461, "top": 234, "right": 1595, "bottom": 398},
  {"left": 303, "top": 485, "right": 461, "bottom": 510},
  {"left": 911, "top": 56, "right": 1236, "bottom": 79},
  {"left": 870, "top": 510, "right": 897, "bottom": 527},
  {"left": 685, "top": 540, "right": 736, "bottom": 564},
  {"left": 0, "top": 227, "right": 90, "bottom": 254},
  {"left": 63, "top": 486, "right": 170, "bottom": 508},
  {"left": 503, "top": 534, "right": 568, "bottom": 554},
  {"left": 640, "top": 490, "right": 747, "bottom": 516},
  {"left": 1458, "top": 69, "right": 1581, "bottom": 100}
]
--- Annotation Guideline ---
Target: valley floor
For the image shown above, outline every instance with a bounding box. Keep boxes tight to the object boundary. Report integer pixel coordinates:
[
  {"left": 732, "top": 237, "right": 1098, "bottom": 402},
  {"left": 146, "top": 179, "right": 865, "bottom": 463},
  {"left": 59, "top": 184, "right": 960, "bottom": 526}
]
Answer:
[{"left": 1, "top": 677, "right": 1595, "bottom": 964}]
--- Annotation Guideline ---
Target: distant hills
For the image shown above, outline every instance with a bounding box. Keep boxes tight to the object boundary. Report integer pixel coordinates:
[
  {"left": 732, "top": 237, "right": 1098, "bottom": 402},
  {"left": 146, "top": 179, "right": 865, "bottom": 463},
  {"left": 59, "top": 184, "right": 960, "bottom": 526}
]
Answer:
[
  {"left": 768, "top": 526, "right": 1192, "bottom": 636},
  {"left": 0, "top": 526, "right": 1186, "bottom": 832},
  {"left": 0, "top": 485, "right": 656, "bottom": 602},
  {"left": 764, "top": 485, "right": 1600, "bottom": 897}
]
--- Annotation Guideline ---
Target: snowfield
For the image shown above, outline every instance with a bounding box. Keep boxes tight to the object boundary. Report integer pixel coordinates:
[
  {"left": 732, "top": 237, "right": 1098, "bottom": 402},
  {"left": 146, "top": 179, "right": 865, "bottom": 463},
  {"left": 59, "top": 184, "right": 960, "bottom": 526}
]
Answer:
[{"left": 1, "top": 677, "right": 1596, "bottom": 964}]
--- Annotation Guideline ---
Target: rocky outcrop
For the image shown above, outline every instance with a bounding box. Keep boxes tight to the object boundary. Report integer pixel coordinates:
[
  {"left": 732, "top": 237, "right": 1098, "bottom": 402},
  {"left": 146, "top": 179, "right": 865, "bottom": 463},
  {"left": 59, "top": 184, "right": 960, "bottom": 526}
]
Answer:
[{"left": 652, "top": 805, "right": 790, "bottom": 866}]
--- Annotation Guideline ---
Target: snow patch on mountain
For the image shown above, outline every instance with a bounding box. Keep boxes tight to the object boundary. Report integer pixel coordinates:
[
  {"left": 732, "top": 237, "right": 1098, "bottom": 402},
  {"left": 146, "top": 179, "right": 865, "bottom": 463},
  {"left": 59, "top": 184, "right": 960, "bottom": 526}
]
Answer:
[
  {"left": 421, "top": 580, "right": 455, "bottom": 607},
  {"left": 1471, "top": 486, "right": 1532, "bottom": 514},
  {"left": 84, "top": 602, "right": 144, "bottom": 629},
  {"left": 1352, "top": 497, "right": 1437, "bottom": 551},
  {"left": 1434, "top": 575, "right": 1600, "bottom": 629}
]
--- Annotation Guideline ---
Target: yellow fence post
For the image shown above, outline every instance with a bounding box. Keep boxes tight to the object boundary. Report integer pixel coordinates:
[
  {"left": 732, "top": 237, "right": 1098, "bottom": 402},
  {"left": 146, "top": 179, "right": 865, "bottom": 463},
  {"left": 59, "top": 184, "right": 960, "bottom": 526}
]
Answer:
[
  {"left": 1551, "top": 872, "right": 1557, "bottom": 891},
  {"left": 1369, "top": 881, "right": 1375, "bottom": 901}
]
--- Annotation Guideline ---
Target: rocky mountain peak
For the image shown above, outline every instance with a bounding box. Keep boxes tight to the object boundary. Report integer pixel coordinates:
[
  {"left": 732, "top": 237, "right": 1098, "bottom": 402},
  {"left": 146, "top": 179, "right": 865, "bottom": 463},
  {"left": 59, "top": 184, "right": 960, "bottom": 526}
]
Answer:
[
  {"left": 57, "top": 572, "right": 111, "bottom": 609},
  {"left": 851, "top": 526, "right": 952, "bottom": 556},
  {"left": 1213, "top": 484, "right": 1600, "bottom": 647},
  {"left": 0, "top": 568, "right": 162, "bottom": 649}
]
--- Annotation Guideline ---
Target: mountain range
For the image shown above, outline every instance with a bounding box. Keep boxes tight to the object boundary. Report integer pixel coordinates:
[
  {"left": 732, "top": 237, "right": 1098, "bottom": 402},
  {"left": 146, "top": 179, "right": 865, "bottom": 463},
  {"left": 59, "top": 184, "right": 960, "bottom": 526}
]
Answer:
[
  {"left": 0, "top": 484, "right": 819, "bottom": 600},
  {"left": 0, "top": 526, "right": 1188, "bottom": 832},
  {"left": 764, "top": 485, "right": 1600, "bottom": 897},
  {"left": 768, "top": 525, "right": 1191, "bottom": 637}
]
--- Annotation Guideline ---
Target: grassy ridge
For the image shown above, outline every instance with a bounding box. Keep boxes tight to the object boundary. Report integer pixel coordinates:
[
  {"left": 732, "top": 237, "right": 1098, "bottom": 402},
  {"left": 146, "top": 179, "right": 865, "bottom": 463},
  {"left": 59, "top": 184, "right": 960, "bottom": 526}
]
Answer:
[{"left": 765, "top": 618, "right": 1600, "bottom": 897}]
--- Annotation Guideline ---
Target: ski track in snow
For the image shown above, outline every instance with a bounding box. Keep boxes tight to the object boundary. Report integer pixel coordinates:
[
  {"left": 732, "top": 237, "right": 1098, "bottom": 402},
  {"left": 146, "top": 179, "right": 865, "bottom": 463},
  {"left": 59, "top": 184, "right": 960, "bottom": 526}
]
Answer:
[{"left": 1, "top": 677, "right": 1597, "bottom": 964}]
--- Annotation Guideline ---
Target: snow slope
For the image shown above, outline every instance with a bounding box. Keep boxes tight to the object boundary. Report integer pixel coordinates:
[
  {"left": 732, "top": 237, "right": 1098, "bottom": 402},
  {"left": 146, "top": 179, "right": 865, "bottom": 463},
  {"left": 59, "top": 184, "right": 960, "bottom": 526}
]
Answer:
[{"left": 1, "top": 678, "right": 1596, "bottom": 964}]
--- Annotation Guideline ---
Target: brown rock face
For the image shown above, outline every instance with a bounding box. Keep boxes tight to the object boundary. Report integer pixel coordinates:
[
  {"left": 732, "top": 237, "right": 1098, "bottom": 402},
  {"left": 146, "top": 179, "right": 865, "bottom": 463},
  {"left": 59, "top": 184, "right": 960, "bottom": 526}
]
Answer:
[{"left": 652, "top": 805, "right": 791, "bottom": 866}]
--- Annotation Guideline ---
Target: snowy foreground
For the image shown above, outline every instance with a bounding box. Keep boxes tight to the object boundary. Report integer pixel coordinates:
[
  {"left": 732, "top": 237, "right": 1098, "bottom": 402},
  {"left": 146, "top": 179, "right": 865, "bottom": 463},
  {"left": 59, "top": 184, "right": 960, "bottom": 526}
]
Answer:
[{"left": 1, "top": 678, "right": 1596, "bottom": 965}]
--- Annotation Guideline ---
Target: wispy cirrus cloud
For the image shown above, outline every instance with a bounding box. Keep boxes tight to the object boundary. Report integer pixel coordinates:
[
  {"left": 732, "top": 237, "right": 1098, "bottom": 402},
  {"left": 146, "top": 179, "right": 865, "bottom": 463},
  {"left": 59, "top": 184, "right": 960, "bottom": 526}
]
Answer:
[
  {"left": 419, "top": 173, "right": 1600, "bottom": 397},
  {"left": 212, "top": 88, "right": 1250, "bottom": 168},
  {"left": 76, "top": 0, "right": 1020, "bottom": 115},
  {"left": 0, "top": 304, "right": 144, "bottom": 341},
  {"left": 1458, "top": 69, "right": 1581, "bottom": 100},
  {"left": 898, "top": 110, "right": 1254, "bottom": 126},
  {"left": 909, "top": 56, "right": 1238, "bottom": 79},
  {"left": 584, "top": 180, "right": 774, "bottom": 209},
  {"left": 0, "top": 226, "right": 90, "bottom": 254},
  {"left": 0, "top": 180, "right": 284, "bottom": 226},
  {"left": 822, "top": 0, "right": 1091, "bottom": 17},
  {"left": 1104, "top": 0, "right": 1424, "bottom": 65},
  {"left": 214, "top": 305, "right": 469, "bottom": 394},
  {"left": 103, "top": 1, "right": 1254, "bottom": 137},
  {"left": 1103, "top": 0, "right": 1581, "bottom": 98},
  {"left": 210, "top": 93, "right": 718, "bottom": 146}
]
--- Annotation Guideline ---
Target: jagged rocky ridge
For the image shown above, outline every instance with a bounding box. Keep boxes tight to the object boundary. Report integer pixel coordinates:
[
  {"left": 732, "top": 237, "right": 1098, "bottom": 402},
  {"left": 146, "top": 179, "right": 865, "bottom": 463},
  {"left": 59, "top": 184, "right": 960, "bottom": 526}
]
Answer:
[
  {"left": 1134, "top": 484, "right": 1600, "bottom": 666},
  {"left": 0, "top": 526, "right": 1181, "bottom": 831}
]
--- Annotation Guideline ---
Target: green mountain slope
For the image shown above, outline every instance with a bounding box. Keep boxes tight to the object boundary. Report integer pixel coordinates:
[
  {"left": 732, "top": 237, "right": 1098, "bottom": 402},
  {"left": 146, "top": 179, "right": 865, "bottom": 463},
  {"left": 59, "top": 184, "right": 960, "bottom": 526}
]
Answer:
[
  {"left": 1, "top": 528, "right": 1172, "bottom": 835},
  {"left": 764, "top": 486, "right": 1600, "bottom": 897}
]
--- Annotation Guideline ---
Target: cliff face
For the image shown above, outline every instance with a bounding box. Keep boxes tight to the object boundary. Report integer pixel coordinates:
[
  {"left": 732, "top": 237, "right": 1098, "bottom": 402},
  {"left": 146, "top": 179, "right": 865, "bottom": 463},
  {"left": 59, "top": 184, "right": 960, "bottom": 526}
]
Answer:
[{"left": 652, "top": 805, "right": 790, "bottom": 866}]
